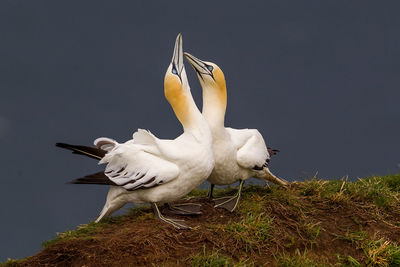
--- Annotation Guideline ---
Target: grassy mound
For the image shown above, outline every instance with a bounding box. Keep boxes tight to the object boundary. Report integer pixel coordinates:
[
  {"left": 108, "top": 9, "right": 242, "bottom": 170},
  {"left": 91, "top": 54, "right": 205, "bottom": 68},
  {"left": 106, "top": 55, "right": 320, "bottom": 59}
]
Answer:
[{"left": 2, "top": 174, "right": 400, "bottom": 266}]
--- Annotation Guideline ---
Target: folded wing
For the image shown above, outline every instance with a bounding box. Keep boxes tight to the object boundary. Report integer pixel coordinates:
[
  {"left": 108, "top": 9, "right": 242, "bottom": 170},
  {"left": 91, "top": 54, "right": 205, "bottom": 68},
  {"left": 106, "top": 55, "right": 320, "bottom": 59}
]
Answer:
[{"left": 226, "top": 128, "right": 270, "bottom": 170}]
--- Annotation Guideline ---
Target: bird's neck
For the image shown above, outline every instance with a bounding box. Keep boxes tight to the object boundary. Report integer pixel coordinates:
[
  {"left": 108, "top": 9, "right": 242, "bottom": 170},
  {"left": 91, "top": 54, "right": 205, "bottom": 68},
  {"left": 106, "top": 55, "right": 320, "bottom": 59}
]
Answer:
[
  {"left": 166, "top": 87, "right": 207, "bottom": 134},
  {"left": 202, "top": 84, "right": 227, "bottom": 131}
]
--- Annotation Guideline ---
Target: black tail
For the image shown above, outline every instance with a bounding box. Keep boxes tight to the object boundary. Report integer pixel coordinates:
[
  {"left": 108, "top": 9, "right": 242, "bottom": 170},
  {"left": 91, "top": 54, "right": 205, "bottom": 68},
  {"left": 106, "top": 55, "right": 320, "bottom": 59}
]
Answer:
[
  {"left": 68, "top": 171, "right": 116, "bottom": 185},
  {"left": 267, "top": 148, "right": 280, "bottom": 157},
  {"left": 56, "top": 143, "right": 106, "bottom": 160}
]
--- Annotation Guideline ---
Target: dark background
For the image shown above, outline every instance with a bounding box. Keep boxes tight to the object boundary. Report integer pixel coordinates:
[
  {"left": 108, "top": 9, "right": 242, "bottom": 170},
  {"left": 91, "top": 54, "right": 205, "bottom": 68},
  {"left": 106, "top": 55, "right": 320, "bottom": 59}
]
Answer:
[{"left": 1, "top": 0, "right": 399, "bottom": 261}]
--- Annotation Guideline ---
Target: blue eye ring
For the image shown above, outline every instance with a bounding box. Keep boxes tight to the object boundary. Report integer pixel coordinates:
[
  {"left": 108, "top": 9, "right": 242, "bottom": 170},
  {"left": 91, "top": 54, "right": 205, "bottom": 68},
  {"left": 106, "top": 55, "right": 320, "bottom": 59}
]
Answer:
[
  {"left": 207, "top": 65, "right": 214, "bottom": 72},
  {"left": 172, "top": 67, "right": 178, "bottom": 74}
]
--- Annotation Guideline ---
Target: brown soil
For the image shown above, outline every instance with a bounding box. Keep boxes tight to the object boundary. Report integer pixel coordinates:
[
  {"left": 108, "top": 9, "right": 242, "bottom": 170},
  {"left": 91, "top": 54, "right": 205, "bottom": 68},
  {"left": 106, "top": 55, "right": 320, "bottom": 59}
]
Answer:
[{"left": 11, "top": 185, "right": 400, "bottom": 266}]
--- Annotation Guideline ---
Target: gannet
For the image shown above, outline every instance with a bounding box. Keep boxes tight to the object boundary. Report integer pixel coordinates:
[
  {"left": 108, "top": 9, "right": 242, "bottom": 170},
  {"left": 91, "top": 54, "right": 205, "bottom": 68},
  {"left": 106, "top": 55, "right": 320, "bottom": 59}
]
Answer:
[
  {"left": 184, "top": 52, "right": 288, "bottom": 212},
  {"left": 57, "top": 34, "right": 214, "bottom": 229}
]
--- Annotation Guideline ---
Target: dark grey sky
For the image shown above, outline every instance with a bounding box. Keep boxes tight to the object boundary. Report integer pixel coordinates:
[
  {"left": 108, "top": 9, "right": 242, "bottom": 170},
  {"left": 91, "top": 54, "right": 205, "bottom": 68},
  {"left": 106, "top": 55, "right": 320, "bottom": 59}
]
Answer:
[{"left": 1, "top": 0, "right": 399, "bottom": 261}]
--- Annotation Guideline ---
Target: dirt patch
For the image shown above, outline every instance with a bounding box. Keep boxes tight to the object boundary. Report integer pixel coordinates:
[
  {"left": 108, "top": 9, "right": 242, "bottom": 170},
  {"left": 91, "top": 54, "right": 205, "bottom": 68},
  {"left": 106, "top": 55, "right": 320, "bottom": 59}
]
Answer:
[{"left": 9, "top": 184, "right": 400, "bottom": 266}]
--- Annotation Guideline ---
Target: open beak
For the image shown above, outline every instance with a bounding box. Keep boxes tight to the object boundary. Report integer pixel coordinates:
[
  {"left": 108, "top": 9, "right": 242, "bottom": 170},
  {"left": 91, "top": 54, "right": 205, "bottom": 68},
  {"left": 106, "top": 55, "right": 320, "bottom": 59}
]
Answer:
[
  {"left": 172, "top": 33, "right": 184, "bottom": 80},
  {"left": 184, "top": 52, "right": 214, "bottom": 80}
]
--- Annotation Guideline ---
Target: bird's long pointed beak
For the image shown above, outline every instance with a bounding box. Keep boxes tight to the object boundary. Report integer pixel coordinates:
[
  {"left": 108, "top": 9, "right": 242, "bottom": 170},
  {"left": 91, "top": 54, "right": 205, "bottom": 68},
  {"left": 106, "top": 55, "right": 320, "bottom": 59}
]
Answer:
[
  {"left": 172, "top": 33, "right": 184, "bottom": 78},
  {"left": 263, "top": 168, "right": 289, "bottom": 187},
  {"left": 184, "top": 52, "right": 213, "bottom": 79}
]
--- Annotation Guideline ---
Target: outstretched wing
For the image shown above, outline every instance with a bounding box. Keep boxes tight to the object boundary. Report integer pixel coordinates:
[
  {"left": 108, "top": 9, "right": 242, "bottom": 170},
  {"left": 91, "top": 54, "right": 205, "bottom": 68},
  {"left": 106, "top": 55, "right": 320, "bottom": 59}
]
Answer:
[
  {"left": 226, "top": 127, "right": 271, "bottom": 170},
  {"left": 98, "top": 132, "right": 180, "bottom": 191}
]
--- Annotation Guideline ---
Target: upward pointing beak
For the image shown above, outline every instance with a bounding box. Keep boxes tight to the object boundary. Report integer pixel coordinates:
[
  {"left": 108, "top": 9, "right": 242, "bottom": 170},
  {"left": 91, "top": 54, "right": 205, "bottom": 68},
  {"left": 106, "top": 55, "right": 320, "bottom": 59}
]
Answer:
[
  {"left": 172, "top": 33, "right": 184, "bottom": 78},
  {"left": 184, "top": 52, "right": 213, "bottom": 79}
]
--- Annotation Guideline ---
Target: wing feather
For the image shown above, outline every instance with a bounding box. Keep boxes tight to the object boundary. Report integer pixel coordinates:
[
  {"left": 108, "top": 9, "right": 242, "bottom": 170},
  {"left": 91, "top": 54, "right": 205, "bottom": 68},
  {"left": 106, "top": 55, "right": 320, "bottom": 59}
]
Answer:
[
  {"left": 226, "top": 128, "right": 270, "bottom": 169},
  {"left": 99, "top": 137, "right": 180, "bottom": 191}
]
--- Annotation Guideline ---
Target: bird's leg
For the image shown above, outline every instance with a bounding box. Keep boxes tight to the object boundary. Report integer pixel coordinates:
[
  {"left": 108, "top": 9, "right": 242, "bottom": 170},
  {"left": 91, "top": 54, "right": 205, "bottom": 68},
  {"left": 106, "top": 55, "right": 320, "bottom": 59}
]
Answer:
[
  {"left": 207, "top": 184, "right": 215, "bottom": 199},
  {"left": 185, "top": 183, "right": 215, "bottom": 201},
  {"left": 214, "top": 180, "right": 245, "bottom": 212},
  {"left": 164, "top": 203, "right": 202, "bottom": 215},
  {"left": 152, "top": 203, "right": 190, "bottom": 229}
]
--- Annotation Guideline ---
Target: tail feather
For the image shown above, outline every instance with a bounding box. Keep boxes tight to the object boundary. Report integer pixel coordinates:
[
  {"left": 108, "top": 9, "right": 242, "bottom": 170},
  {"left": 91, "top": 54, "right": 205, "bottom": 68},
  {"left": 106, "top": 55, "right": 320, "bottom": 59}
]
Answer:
[
  {"left": 56, "top": 143, "right": 106, "bottom": 160},
  {"left": 267, "top": 148, "right": 280, "bottom": 157},
  {"left": 68, "top": 171, "right": 116, "bottom": 185}
]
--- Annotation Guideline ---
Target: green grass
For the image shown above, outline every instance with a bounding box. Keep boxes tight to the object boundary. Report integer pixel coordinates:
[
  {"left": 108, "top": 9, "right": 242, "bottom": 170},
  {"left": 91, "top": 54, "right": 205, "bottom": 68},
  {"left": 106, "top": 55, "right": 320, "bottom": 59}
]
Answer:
[
  {"left": 3, "top": 174, "right": 399, "bottom": 266},
  {"left": 42, "top": 205, "right": 153, "bottom": 248},
  {"left": 42, "top": 215, "right": 125, "bottom": 248},
  {"left": 0, "top": 259, "right": 23, "bottom": 267},
  {"left": 335, "top": 255, "right": 362, "bottom": 267},
  {"left": 225, "top": 213, "right": 274, "bottom": 246},
  {"left": 301, "top": 221, "right": 321, "bottom": 246},
  {"left": 191, "top": 250, "right": 234, "bottom": 267},
  {"left": 333, "top": 230, "right": 400, "bottom": 266},
  {"left": 299, "top": 174, "right": 400, "bottom": 208},
  {"left": 190, "top": 247, "right": 252, "bottom": 267},
  {"left": 275, "top": 249, "right": 325, "bottom": 267},
  {"left": 333, "top": 230, "right": 368, "bottom": 246},
  {"left": 362, "top": 238, "right": 400, "bottom": 267}
]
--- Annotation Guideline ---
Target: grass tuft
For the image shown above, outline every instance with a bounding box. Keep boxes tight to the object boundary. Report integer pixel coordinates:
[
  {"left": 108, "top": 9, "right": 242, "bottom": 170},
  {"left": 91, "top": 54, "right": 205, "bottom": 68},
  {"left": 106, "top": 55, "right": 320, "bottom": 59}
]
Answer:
[
  {"left": 225, "top": 213, "right": 274, "bottom": 250},
  {"left": 42, "top": 215, "right": 125, "bottom": 248},
  {"left": 190, "top": 247, "right": 235, "bottom": 267},
  {"left": 298, "top": 175, "right": 400, "bottom": 208},
  {"left": 336, "top": 254, "right": 362, "bottom": 267},
  {"left": 275, "top": 249, "right": 325, "bottom": 267},
  {"left": 362, "top": 238, "right": 400, "bottom": 267},
  {"left": 334, "top": 230, "right": 368, "bottom": 246},
  {"left": 0, "top": 259, "right": 23, "bottom": 267}
]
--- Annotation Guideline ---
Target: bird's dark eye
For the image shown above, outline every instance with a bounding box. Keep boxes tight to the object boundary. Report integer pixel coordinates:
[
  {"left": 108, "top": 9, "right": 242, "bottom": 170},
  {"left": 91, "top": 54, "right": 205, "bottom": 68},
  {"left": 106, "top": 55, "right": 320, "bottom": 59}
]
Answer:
[
  {"left": 172, "top": 66, "right": 178, "bottom": 75},
  {"left": 207, "top": 65, "right": 214, "bottom": 72}
]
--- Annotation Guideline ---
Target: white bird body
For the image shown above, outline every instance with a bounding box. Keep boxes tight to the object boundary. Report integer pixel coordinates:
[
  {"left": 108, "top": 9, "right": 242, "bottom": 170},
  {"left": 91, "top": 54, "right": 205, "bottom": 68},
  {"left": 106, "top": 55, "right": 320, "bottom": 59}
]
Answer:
[
  {"left": 96, "top": 126, "right": 213, "bottom": 221},
  {"left": 207, "top": 127, "right": 269, "bottom": 186},
  {"left": 184, "top": 52, "right": 287, "bottom": 211}
]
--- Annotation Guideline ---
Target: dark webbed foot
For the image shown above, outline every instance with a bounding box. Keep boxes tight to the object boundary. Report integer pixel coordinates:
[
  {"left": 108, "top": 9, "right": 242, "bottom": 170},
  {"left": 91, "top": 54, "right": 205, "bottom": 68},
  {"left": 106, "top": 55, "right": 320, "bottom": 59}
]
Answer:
[
  {"left": 213, "top": 180, "right": 244, "bottom": 212},
  {"left": 164, "top": 203, "right": 202, "bottom": 215},
  {"left": 214, "top": 194, "right": 241, "bottom": 212}
]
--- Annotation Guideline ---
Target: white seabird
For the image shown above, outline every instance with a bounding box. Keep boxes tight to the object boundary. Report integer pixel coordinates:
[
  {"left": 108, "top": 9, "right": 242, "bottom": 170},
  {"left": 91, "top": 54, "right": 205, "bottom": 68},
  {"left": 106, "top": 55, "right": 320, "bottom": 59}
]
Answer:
[
  {"left": 57, "top": 34, "right": 214, "bottom": 229},
  {"left": 184, "top": 52, "right": 288, "bottom": 212}
]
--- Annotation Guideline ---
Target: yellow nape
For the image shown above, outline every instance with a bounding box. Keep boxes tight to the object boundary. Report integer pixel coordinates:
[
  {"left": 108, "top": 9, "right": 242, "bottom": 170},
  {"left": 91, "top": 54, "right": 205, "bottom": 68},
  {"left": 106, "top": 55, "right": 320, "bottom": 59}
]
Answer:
[
  {"left": 213, "top": 66, "right": 227, "bottom": 108},
  {"left": 164, "top": 74, "right": 190, "bottom": 125}
]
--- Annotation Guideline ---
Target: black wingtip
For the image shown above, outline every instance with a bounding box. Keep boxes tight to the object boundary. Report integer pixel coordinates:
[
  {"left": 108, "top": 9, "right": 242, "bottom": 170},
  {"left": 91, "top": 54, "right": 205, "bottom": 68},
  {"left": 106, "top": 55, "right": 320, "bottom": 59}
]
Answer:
[
  {"left": 55, "top": 142, "right": 106, "bottom": 160},
  {"left": 267, "top": 148, "right": 280, "bottom": 156},
  {"left": 56, "top": 142, "right": 69, "bottom": 148},
  {"left": 66, "top": 171, "right": 116, "bottom": 186}
]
